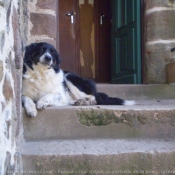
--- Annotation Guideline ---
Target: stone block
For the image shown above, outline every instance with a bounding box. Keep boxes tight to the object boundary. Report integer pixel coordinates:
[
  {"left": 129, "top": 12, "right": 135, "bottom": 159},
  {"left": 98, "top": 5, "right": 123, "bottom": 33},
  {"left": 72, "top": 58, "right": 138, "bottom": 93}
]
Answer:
[
  {"left": 3, "top": 73, "right": 14, "bottom": 102},
  {"left": 145, "top": 0, "right": 174, "bottom": 9},
  {"left": 1, "top": 0, "right": 11, "bottom": 9},
  {"left": 0, "top": 31, "right": 5, "bottom": 52},
  {"left": 12, "top": 6, "right": 22, "bottom": 70},
  {"left": 144, "top": 43, "right": 175, "bottom": 83},
  {"left": 35, "top": 39, "right": 56, "bottom": 48},
  {"left": 145, "top": 11, "right": 175, "bottom": 41},
  {"left": 36, "top": 0, "right": 56, "bottom": 11},
  {"left": 166, "top": 61, "right": 175, "bottom": 83},
  {"left": 6, "top": 0, "right": 12, "bottom": 33},
  {"left": 23, "top": 149, "right": 175, "bottom": 174},
  {"left": 23, "top": 105, "right": 175, "bottom": 141},
  {"left": 0, "top": 60, "right": 4, "bottom": 82},
  {"left": 30, "top": 13, "right": 56, "bottom": 38}
]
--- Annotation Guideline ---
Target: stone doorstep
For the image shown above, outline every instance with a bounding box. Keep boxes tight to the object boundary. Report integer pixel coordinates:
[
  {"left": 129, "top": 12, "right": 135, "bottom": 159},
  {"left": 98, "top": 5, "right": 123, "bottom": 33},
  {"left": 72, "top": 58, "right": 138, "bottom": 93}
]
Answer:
[
  {"left": 96, "top": 84, "right": 175, "bottom": 100},
  {"left": 23, "top": 99, "right": 175, "bottom": 141},
  {"left": 22, "top": 139, "right": 175, "bottom": 174}
]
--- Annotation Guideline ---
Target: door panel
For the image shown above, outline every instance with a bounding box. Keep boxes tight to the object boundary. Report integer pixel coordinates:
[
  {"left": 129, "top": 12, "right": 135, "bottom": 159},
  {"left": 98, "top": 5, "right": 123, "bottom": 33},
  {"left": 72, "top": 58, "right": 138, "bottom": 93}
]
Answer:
[
  {"left": 111, "top": 0, "right": 141, "bottom": 84},
  {"left": 58, "top": 0, "right": 79, "bottom": 74},
  {"left": 95, "top": 0, "right": 111, "bottom": 82},
  {"left": 79, "top": 0, "right": 95, "bottom": 79}
]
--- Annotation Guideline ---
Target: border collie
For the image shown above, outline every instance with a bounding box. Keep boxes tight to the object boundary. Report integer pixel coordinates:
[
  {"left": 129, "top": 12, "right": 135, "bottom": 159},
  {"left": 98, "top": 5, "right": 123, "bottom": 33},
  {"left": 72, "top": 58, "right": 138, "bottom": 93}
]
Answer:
[{"left": 22, "top": 42, "right": 134, "bottom": 117}]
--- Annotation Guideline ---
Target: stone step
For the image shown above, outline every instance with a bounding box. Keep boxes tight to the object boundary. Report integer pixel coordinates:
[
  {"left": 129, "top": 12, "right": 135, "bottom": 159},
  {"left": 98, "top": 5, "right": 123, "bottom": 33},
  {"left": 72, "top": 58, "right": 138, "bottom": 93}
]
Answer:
[
  {"left": 96, "top": 84, "right": 175, "bottom": 100},
  {"left": 22, "top": 139, "right": 175, "bottom": 174},
  {"left": 23, "top": 99, "right": 175, "bottom": 141}
]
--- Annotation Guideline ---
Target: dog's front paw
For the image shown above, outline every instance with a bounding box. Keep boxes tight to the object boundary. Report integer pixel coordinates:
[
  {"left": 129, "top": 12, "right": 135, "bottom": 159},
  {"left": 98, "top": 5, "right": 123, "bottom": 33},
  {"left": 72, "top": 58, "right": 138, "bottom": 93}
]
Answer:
[
  {"left": 37, "top": 97, "right": 51, "bottom": 109},
  {"left": 37, "top": 100, "right": 50, "bottom": 109},
  {"left": 25, "top": 103, "right": 38, "bottom": 117},
  {"left": 26, "top": 106, "right": 37, "bottom": 117},
  {"left": 22, "top": 96, "right": 38, "bottom": 117}
]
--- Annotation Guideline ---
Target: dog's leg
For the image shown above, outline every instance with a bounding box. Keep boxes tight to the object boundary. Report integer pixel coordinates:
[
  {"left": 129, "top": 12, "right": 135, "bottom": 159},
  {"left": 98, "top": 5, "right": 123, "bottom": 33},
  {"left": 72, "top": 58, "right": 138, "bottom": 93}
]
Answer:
[
  {"left": 36, "top": 93, "right": 62, "bottom": 109},
  {"left": 22, "top": 96, "right": 37, "bottom": 117}
]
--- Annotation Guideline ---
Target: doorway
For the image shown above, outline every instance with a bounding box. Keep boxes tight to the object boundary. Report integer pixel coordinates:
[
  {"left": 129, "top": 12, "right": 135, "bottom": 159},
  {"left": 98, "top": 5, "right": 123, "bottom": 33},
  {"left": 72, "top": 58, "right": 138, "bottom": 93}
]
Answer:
[{"left": 57, "top": 0, "right": 141, "bottom": 84}]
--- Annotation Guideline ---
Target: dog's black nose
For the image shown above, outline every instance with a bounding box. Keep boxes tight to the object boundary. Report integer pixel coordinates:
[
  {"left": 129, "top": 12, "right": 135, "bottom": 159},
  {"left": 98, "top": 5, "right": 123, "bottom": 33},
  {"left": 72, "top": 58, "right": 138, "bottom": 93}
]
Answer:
[{"left": 45, "top": 55, "right": 51, "bottom": 62}]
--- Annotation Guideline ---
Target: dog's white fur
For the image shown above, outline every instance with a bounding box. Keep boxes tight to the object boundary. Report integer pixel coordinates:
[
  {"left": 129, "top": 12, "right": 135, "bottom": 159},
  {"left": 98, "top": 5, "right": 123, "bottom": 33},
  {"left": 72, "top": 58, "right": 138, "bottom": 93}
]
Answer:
[
  {"left": 22, "top": 62, "right": 73, "bottom": 117},
  {"left": 22, "top": 59, "right": 96, "bottom": 117}
]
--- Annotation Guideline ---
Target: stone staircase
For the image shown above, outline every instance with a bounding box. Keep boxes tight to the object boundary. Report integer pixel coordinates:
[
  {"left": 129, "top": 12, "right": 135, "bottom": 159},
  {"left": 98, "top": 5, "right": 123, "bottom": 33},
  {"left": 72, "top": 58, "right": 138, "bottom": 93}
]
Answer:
[{"left": 22, "top": 84, "right": 175, "bottom": 174}]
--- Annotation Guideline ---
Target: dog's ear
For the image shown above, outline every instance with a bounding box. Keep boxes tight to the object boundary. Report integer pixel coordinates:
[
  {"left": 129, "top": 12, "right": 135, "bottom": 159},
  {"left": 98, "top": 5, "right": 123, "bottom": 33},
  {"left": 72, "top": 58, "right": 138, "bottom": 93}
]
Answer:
[
  {"left": 25, "top": 43, "right": 37, "bottom": 55},
  {"left": 24, "top": 43, "right": 38, "bottom": 60},
  {"left": 23, "top": 43, "right": 39, "bottom": 69},
  {"left": 55, "top": 51, "right": 62, "bottom": 65}
]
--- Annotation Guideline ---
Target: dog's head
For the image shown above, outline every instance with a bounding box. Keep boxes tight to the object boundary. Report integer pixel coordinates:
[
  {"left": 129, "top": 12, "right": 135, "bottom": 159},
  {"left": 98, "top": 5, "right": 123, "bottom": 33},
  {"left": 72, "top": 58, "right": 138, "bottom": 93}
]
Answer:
[{"left": 24, "top": 42, "right": 61, "bottom": 72}]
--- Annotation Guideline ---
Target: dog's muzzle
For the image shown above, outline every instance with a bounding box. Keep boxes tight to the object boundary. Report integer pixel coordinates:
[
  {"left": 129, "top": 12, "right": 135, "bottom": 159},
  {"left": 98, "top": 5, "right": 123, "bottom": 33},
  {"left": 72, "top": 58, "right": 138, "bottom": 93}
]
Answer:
[
  {"left": 40, "top": 52, "right": 53, "bottom": 66},
  {"left": 45, "top": 54, "right": 52, "bottom": 62}
]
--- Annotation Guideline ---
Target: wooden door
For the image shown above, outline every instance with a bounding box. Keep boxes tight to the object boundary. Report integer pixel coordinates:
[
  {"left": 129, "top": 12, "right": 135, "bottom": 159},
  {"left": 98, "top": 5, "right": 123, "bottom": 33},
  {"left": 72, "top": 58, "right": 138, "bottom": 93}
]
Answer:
[
  {"left": 95, "top": 0, "right": 111, "bottom": 82},
  {"left": 111, "top": 0, "right": 141, "bottom": 84},
  {"left": 58, "top": 0, "right": 80, "bottom": 74},
  {"left": 58, "top": 0, "right": 112, "bottom": 81}
]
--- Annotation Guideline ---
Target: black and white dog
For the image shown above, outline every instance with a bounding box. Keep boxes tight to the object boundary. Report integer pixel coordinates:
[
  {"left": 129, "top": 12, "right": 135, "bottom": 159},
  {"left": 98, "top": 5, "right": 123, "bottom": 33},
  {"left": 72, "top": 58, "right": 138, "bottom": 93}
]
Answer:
[{"left": 22, "top": 42, "right": 134, "bottom": 117}]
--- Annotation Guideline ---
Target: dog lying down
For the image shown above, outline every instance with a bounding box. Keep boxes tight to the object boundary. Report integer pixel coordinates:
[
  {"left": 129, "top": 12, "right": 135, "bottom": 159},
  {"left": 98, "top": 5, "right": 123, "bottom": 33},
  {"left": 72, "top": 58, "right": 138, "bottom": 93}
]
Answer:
[{"left": 22, "top": 42, "right": 135, "bottom": 117}]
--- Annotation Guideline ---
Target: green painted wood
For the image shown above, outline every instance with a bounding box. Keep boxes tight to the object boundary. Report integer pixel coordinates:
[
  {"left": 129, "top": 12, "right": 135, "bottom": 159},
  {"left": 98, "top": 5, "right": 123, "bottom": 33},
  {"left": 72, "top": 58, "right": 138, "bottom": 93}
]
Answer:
[{"left": 111, "top": 0, "right": 141, "bottom": 84}]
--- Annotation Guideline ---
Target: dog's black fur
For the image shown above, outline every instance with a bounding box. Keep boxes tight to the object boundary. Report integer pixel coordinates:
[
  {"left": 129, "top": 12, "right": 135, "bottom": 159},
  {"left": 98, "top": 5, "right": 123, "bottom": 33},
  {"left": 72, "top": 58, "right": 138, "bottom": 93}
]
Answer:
[{"left": 64, "top": 71, "right": 124, "bottom": 105}]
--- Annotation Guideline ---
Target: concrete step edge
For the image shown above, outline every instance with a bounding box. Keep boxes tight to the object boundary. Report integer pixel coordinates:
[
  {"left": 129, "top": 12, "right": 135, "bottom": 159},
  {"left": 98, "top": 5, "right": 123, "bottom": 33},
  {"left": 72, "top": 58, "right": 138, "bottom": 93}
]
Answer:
[
  {"left": 96, "top": 84, "right": 175, "bottom": 100},
  {"left": 23, "top": 102, "right": 175, "bottom": 141},
  {"left": 22, "top": 139, "right": 175, "bottom": 156}
]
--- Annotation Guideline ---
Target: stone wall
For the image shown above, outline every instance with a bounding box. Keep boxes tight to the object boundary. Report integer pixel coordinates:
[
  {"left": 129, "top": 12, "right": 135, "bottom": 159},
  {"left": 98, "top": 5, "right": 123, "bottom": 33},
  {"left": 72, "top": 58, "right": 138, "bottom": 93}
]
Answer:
[
  {"left": 0, "top": 0, "right": 26, "bottom": 174},
  {"left": 27, "top": 0, "right": 57, "bottom": 47},
  {"left": 144, "top": 0, "right": 175, "bottom": 83}
]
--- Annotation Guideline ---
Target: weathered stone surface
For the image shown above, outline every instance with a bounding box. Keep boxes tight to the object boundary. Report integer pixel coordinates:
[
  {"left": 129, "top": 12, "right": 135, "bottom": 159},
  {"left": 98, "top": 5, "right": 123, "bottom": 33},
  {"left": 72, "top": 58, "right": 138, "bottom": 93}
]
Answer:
[
  {"left": 3, "top": 74, "right": 14, "bottom": 102},
  {"left": 0, "top": 0, "right": 24, "bottom": 174},
  {"left": 10, "top": 5, "right": 23, "bottom": 139},
  {"left": 36, "top": 0, "right": 56, "bottom": 10},
  {"left": 145, "top": 0, "right": 175, "bottom": 9},
  {"left": 166, "top": 61, "right": 175, "bottom": 83},
  {"left": 12, "top": 6, "right": 22, "bottom": 70},
  {"left": 143, "top": 43, "right": 175, "bottom": 84},
  {"left": 1, "top": 0, "right": 11, "bottom": 9},
  {"left": 145, "top": 11, "right": 175, "bottom": 41},
  {"left": 30, "top": 13, "right": 56, "bottom": 38},
  {"left": 35, "top": 38, "right": 56, "bottom": 48},
  {"left": 0, "top": 1, "right": 4, "bottom": 7},
  {"left": 4, "top": 151, "right": 14, "bottom": 175},
  {"left": 77, "top": 108, "right": 175, "bottom": 127},
  {"left": 0, "top": 31, "right": 5, "bottom": 52},
  {"left": 19, "top": 0, "right": 28, "bottom": 48},
  {"left": 15, "top": 70, "right": 22, "bottom": 137},
  {"left": 6, "top": 0, "right": 12, "bottom": 33},
  {"left": 0, "top": 60, "right": 4, "bottom": 82},
  {"left": 23, "top": 151, "right": 175, "bottom": 174},
  {"left": 96, "top": 84, "right": 175, "bottom": 100},
  {"left": 23, "top": 103, "right": 175, "bottom": 141}
]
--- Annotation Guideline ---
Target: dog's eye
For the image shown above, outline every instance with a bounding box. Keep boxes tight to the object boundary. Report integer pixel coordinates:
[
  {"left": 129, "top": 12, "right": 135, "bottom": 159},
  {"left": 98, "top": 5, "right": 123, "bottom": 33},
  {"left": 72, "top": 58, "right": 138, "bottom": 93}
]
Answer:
[
  {"left": 41, "top": 48, "right": 46, "bottom": 52},
  {"left": 50, "top": 50, "right": 55, "bottom": 53}
]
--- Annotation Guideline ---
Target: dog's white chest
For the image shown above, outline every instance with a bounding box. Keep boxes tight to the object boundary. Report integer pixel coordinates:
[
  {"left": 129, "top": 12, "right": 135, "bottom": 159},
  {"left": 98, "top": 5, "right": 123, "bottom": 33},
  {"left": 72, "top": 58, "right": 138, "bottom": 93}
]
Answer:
[{"left": 22, "top": 65, "right": 65, "bottom": 102}]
